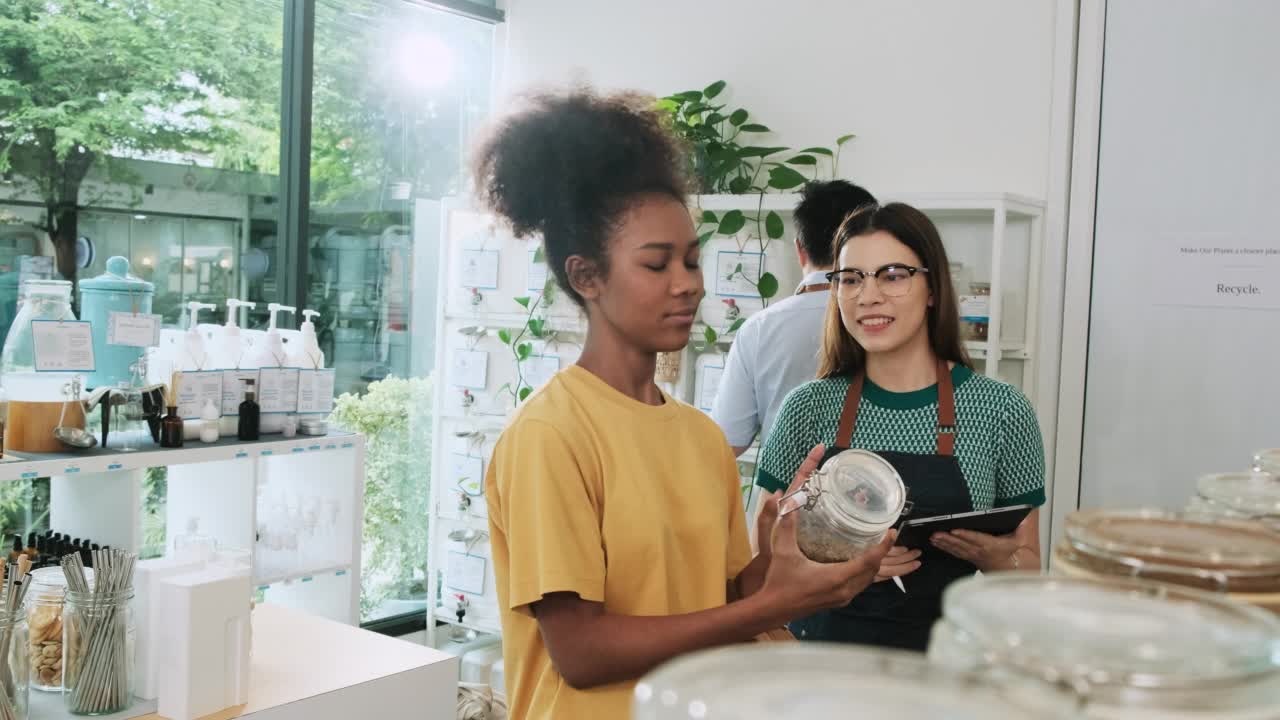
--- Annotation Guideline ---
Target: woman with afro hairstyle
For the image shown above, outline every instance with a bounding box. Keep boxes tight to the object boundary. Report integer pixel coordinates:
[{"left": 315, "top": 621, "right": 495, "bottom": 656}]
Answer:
[{"left": 474, "top": 89, "right": 893, "bottom": 720}]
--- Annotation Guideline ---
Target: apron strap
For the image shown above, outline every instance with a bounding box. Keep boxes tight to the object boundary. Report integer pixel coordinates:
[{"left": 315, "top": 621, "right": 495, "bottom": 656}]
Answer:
[
  {"left": 834, "top": 374, "right": 864, "bottom": 448},
  {"left": 796, "top": 283, "right": 830, "bottom": 295},
  {"left": 837, "top": 360, "right": 958, "bottom": 456},
  {"left": 935, "top": 359, "right": 957, "bottom": 457}
]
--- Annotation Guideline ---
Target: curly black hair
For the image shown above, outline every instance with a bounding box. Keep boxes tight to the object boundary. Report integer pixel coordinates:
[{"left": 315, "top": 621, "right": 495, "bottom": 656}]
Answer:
[{"left": 471, "top": 89, "right": 690, "bottom": 307}]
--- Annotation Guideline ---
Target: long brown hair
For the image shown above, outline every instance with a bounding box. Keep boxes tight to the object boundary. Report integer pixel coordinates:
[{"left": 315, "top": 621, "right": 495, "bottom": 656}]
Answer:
[{"left": 817, "top": 202, "right": 972, "bottom": 379}]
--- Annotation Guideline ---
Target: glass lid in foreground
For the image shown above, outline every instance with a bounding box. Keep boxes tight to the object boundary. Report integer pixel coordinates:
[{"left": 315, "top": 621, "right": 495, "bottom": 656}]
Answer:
[
  {"left": 816, "top": 449, "right": 906, "bottom": 525},
  {"left": 940, "top": 574, "right": 1280, "bottom": 692},
  {"left": 1197, "top": 471, "right": 1280, "bottom": 517},
  {"left": 633, "top": 643, "right": 1076, "bottom": 720},
  {"left": 1063, "top": 508, "right": 1280, "bottom": 574}
]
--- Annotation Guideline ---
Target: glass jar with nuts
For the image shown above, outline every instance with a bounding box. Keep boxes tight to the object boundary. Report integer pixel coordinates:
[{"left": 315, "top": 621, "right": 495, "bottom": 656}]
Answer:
[
  {"left": 779, "top": 449, "right": 907, "bottom": 563},
  {"left": 24, "top": 567, "right": 91, "bottom": 693}
]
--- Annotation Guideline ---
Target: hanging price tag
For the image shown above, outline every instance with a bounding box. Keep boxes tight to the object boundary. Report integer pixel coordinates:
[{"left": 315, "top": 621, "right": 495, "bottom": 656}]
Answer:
[
  {"left": 31, "top": 320, "right": 96, "bottom": 372},
  {"left": 106, "top": 311, "right": 162, "bottom": 348},
  {"left": 296, "top": 369, "right": 336, "bottom": 414}
]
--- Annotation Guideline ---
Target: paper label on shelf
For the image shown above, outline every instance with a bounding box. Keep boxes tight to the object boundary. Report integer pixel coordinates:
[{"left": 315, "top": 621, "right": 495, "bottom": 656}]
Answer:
[
  {"left": 258, "top": 367, "right": 301, "bottom": 413},
  {"left": 446, "top": 552, "right": 487, "bottom": 595},
  {"left": 524, "top": 354, "right": 561, "bottom": 390},
  {"left": 106, "top": 311, "right": 162, "bottom": 348},
  {"left": 527, "top": 250, "right": 549, "bottom": 292},
  {"left": 296, "top": 369, "right": 336, "bottom": 414},
  {"left": 450, "top": 454, "right": 484, "bottom": 497},
  {"left": 450, "top": 349, "right": 489, "bottom": 390},
  {"left": 459, "top": 249, "right": 500, "bottom": 289},
  {"left": 221, "top": 369, "right": 260, "bottom": 415},
  {"left": 31, "top": 320, "right": 96, "bottom": 372},
  {"left": 959, "top": 295, "right": 991, "bottom": 321},
  {"left": 715, "top": 251, "right": 766, "bottom": 298},
  {"left": 176, "top": 370, "right": 224, "bottom": 419},
  {"left": 699, "top": 364, "right": 724, "bottom": 412}
]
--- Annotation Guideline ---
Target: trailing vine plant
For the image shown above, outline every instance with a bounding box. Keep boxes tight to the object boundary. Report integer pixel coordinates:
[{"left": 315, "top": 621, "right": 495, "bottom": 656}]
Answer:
[
  {"left": 658, "top": 80, "right": 854, "bottom": 346},
  {"left": 497, "top": 247, "right": 558, "bottom": 404}
]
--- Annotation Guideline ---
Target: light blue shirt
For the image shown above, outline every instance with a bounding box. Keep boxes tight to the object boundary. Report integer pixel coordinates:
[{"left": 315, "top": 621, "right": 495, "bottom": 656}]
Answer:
[{"left": 711, "top": 270, "right": 831, "bottom": 448}]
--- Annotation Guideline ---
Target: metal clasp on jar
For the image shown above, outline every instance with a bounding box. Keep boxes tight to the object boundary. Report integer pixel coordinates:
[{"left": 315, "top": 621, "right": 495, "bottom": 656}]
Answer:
[{"left": 778, "top": 470, "right": 823, "bottom": 516}]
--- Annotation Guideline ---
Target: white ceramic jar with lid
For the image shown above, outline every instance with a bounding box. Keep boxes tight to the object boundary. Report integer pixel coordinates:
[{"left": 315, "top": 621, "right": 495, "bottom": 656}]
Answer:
[
  {"left": 634, "top": 642, "right": 1079, "bottom": 720},
  {"left": 779, "top": 449, "right": 906, "bottom": 563},
  {"left": 928, "top": 574, "right": 1280, "bottom": 719},
  {"left": 1054, "top": 508, "right": 1280, "bottom": 612},
  {"left": 1189, "top": 470, "right": 1280, "bottom": 531}
]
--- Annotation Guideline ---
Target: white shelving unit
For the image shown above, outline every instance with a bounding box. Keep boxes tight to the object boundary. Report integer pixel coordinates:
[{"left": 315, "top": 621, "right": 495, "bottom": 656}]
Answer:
[
  {"left": 425, "top": 198, "right": 588, "bottom": 645},
  {"left": 0, "top": 432, "right": 366, "bottom": 625},
  {"left": 687, "top": 192, "right": 1045, "bottom": 411}
]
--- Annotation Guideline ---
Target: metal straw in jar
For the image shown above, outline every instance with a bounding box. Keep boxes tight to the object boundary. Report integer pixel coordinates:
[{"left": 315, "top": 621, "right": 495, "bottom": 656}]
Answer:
[
  {"left": 0, "top": 555, "right": 34, "bottom": 720},
  {"left": 61, "top": 550, "right": 136, "bottom": 715}
]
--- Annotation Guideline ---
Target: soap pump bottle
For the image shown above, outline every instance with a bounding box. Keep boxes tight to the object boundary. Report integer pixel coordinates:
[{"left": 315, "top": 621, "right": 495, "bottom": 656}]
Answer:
[
  {"left": 250, "top": 303, "right": 294, "bottom": 434},
  {"left": 286, "top": 309, "right": 324, "bottom": 370},
  {"left": 215, "top": 299, "right": 256, "bottom": 370},
  {"left": 199, "top": 399, "right": 220, "bottom": 443},
  {"left": 178, "top": 302, "right": 217, "bottom": 371},
  {"left": 237, "top": 378, "right": 260, "bottom": 441}
]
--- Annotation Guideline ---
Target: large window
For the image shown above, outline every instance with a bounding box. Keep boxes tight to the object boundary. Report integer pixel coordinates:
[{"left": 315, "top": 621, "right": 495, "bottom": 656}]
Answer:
[
  {"left": 0, "top": 0, "right": 496, "bottom": 628},
  {"left": 311, "top": 0, "right": 495, "bottom": 624}
]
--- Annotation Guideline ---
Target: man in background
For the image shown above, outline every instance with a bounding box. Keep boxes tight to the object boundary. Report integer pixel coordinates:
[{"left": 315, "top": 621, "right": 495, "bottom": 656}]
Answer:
[{"left": 711, "top": 180, "right": 877, "bottom": 456}]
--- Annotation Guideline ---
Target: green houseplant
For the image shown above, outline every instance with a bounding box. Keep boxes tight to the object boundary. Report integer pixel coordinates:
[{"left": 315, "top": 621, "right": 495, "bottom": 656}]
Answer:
[
  {"left": 329, "top": 375, "right": 433, "bottom": 619},
  {"left": 658, "top": 80, "right": 854, "bottom": 343}
]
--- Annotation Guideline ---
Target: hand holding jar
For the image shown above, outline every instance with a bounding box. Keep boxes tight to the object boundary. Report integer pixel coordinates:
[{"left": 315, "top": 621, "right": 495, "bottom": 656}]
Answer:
[{"left": 755, "top": 445, "right": 895, "bottom": 615}]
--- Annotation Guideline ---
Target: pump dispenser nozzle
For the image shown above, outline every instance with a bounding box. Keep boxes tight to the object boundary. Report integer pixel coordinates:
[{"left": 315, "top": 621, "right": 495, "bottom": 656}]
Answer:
[
  {"left": 301, "top": 309, "right": 320, "bottom": 324},
  {"left": 224, "top": 299, "right": 256, "bottom": 327},
  {"left": 266, "top": 303, "right": 296, "bottom": 331},
  {"left": 185, "top": 301, "right": 217, "bottom": 330}
]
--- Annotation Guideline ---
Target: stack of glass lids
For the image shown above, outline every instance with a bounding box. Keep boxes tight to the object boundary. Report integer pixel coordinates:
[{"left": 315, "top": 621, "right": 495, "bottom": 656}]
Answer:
[
  {"left": 929, "top": 574, "right": 1280, "bottom": 718},
  {"left": 634, "top": 643, "right": 1077, "bottom": 720},
  {"left": 1055, "top": 509, "right": 1280, "bottom": 611}
]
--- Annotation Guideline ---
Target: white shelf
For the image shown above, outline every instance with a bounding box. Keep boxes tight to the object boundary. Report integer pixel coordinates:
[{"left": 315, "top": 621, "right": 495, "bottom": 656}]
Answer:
[
  {"left": 0, "top": 432, "right": 361, "bottom": 483},
  {"left": 255, "top": 563, "right": 352, "bottom": 589},
  {"left": 434, "top": 605, "right": 502, "bottom": 635},
  {"left": 444, "top": 310, "right": 587, "bottom": 336},
  {"left": 693, "top": 192, "right": 1045, "bottom": 218},
  {"left": 965, "top": 341, "right": 1032, "bottom": 360}
]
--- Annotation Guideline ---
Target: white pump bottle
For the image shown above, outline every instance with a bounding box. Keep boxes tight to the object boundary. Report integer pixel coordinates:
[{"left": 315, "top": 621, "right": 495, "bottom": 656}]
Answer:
[
  {"left": 178, "top": 302, "right": 216, "bottom": 371},
  {"left": 286, "top": 309, "right": 325, "bottom": 370},
  {"left": 215, "top": 299, "right": 255, "bottom": 371},
  {"left": 249, "top": 303, "right": 295, "bottom": 434}
]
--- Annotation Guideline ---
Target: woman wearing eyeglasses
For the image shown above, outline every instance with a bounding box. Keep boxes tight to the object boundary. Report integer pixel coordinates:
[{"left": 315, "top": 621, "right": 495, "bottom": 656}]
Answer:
[{"left": 754, "top": 202, "right": 1046, "bottom": 651}]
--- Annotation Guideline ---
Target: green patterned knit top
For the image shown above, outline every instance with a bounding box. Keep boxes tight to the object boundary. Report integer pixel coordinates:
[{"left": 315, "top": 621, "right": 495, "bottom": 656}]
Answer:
[{"left": 756, "top": 365, "right": 1046, "bottom": 510}]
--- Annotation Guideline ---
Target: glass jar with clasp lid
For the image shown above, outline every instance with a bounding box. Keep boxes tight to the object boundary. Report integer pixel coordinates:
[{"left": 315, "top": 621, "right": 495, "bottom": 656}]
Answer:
[
  {"left": 634, "top": 642, "right": 1080, "bottom": 720},
  {"left": 928, "top": 573, "right": 1280, "bottom": 720},
  {"left": 778, "top": 449, "right": 907, "bottom": 563}
]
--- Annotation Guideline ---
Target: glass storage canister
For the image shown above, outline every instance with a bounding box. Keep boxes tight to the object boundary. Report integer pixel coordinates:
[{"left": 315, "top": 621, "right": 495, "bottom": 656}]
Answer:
[
  {"left": 1188, "top": 471, "right": 1280, "bottom": 532},
  {"left": 0, "top": 280, "right": 86, "bottom": 453},
  {"left": 25, "top": 567, "right": 92, "bottom": 693},
  {"left": 779, "top": 449, "right": 906, "bottom": 563},
  {"left": 0, "top": 607, "right": 29, "bottom": 720},
  {"left": 1253, "top": 448, "right": 1280, "bottom": 478},
  {"left": 1054, "top": 508, "right": 1280, "bottom": 613},
  {"left": 634, "top": 642, "right": 1080, "bottom": 720},
  {"left": 77, "top": 257, "right": 154, "bottom": 390},
  {"left": 928, "top": 574, "right": 1280, "bottom": 719}
]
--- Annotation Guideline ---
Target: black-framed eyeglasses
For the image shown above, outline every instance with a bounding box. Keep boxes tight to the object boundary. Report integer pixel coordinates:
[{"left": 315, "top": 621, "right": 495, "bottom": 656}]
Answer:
[{"left": 825, "top": 265, "right": 929, "bottom": 298}]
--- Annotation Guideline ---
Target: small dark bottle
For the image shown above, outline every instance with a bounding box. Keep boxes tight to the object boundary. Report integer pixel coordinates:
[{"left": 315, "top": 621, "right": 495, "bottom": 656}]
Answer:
[
  {"left": 160, "top": 405, "right": 184, "bottom": 448},
  {"left": 238, "top": 379, "right": 260, "bottom": 441},
  {"left": 8, "top": 536, "right": 21, "bottom": 563}
]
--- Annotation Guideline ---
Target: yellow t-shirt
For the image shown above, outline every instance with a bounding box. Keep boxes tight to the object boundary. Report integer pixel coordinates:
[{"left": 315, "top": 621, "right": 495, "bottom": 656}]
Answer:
[{"left": 486, "top": 365, "right": 752, "bottom": 720}]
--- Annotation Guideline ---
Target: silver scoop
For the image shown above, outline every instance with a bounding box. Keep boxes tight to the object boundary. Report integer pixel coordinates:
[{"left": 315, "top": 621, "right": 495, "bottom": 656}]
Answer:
[{"left": 54, "top": 377, "right": 97, "bottom": 449}]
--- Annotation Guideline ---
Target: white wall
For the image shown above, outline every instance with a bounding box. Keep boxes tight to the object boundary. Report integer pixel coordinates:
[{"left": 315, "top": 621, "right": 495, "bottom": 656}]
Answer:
[{"left": 499, "top": 0, "right": 1058, "bottom": 197}]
